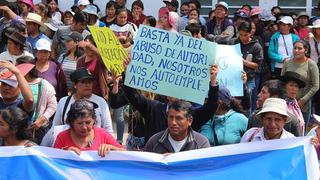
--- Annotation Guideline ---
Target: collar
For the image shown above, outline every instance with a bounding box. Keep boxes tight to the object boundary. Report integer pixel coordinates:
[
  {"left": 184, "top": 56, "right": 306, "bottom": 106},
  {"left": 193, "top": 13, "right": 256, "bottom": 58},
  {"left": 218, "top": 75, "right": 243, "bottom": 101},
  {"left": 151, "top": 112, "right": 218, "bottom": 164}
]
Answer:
[{"left": 158, "top": 128, "right": 194, "bottom": 144}]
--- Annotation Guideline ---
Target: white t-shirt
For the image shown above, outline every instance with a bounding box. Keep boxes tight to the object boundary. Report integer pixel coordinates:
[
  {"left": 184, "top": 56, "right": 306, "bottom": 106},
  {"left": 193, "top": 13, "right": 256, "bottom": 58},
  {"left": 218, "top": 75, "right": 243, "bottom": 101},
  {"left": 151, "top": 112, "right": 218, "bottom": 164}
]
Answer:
[
  {"left": 168, "top": 134, "right": 187, "bottom": 152},
  {"left": 0, "top": 50, "right": 34, "bottom": 64},
  {"left": 276, "top": 34, "right": 293, "bottom": 68},
  {"left": 240, "top": 127, "right": 295, "bottom": 142}
]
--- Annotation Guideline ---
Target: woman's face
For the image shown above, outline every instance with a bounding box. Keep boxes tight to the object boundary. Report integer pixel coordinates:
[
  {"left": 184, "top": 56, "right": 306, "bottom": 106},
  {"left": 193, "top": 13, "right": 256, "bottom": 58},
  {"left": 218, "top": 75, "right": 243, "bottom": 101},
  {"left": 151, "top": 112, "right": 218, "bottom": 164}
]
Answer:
[
  {"left": 132, "top": 5, "right": 143, "bottom": 16},
  {"left": 0, "top": 117, "right": 11, "bottom": 139},
  {"left": 75, "top": 79, "right": 93, "bottom": 97},
  {"left": 239, "top": 30, "right": 251, "bottom": 44},
  {"left": 18, "top": 2, "right": 30, "bottom": 15},
  {"left": 64, "top": 13, "right": 74, "bottom": 25},
  {"left": 293, "top": 42, "right": 307, "bottom": 59},
  {"left": 48, "top": 0, "right": 58, "bottom": 13},
  {"left": 189, "top": 10, "right": 199, "bottom": 21},
  {"left": 107, "top": 6, "right": 116, "bottom": 18},
  {"left": 36, "top": 50, "right": 51, "bottom": 62},
  {"left": 117, "top": 11, "right": 128, "bottom": 26},
  {"left": 7, "top": 39, "right": 21, "bottom": 54},
  {"left": 72, "top": 116, "right": 94, "bottom": 137},
  {"left": 286, "top": 81, "right": 299, "bottom": 99},
  {"left": 158, "top": 13, "right": 169, "bottom": 27},
  {"left": 65, "top": 40, "right": 76, "bottom": 50}
]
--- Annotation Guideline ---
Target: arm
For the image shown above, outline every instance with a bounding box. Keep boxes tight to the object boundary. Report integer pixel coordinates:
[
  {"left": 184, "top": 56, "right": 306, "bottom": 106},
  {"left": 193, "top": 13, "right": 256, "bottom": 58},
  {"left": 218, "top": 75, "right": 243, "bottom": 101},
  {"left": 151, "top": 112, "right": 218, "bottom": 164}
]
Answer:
[
  {"left": 0, "top": 6, "right": 17, "bottom": 20},
  {"left": 268, "top": 34, "right": 285, "bottom": 63},
  {"left": 214, "top": 26, "right": 235, "bottom": 44},
  {"left": 300, "top": 62, "right": 320, "bottom": 102},
  {"left": 191, "top": 65, "right": 219, "bottom": 131},
  {"left": 0, "top": 62, "right": 34, "bottom": 112},
  {"left": 41, "top": 81, "right": 58, "bottom": 121}
]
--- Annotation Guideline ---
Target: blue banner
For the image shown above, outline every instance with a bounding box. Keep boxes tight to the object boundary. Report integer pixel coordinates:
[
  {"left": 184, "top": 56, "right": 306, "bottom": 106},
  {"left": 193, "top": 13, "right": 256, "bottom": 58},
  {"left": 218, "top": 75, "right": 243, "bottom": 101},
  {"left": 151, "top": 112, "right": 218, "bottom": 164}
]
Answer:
[{"left": 0, "top": 137, "right": 318, "bottom": 179}]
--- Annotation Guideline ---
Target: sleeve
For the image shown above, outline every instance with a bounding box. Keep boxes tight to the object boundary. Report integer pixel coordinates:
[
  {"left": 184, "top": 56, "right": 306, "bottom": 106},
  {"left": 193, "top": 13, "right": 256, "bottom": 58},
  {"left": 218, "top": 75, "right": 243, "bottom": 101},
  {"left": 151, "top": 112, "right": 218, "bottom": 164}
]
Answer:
[
  {"left": 301, "top": 61, "right": 320, "bottom": 102},
  {"left": 42, "top": 81, "right": 58, "bottom": 121},
  {"left": 52, "top": 29, "right": 60, "bottom": 44},
  {"left": 109, "top": 90, "right": 129, "bottom": 109},
  {"left": 100, "top": 100, "right": 114, "bottom": 133},
  {"left": 143, "top": 137, "right": 155, "bottom": 152},
  {"left": 268, "top": 34, "right": 284, "bottom": 63},
  {"left": 52, "top": 98, "right": 66, "bottom": 126},
  {"left": 240, "top": 128, "right": 257, "bottom": 143},
  {"left": 253, "top": 43, "right": 264, "bottom": 67},
  {"left": 191, "top": 85, "right": 219, "bottom": 131},
  {"left": 239, "top": 116, "right": 249, "bottom": 136},
  {"left": 40, "top": 128, "right": 55, "bottom": 147},
  {"left": 214, "top": 25, "right": 235, "bottom": 44},
  {"left": 290, "top": 118, "right": 302, "bottom": 137},
  {"left": 53, "top": 134, "right": 64, "bottom": 149}
]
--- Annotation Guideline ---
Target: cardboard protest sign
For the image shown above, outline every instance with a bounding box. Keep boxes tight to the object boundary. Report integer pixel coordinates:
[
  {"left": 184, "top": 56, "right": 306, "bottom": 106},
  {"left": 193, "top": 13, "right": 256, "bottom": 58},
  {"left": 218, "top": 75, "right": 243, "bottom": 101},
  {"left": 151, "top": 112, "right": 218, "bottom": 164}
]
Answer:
[
  {"left": 89, "top": 26, "right": 128, "bottom": 75},
  {"left": 124, "top": 25, "right": 217, "bottom": 104},
  {"left": 216, "top": 44, "right": 243, "bottom": 96}
]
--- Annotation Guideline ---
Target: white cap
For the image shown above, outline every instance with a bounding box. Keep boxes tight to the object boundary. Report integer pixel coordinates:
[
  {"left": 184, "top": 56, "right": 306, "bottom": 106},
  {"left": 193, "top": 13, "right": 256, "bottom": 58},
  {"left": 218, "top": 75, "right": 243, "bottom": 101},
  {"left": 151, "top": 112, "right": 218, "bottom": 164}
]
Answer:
[
  {"left": 35, "top": 38, "right": 52, "bottom": 52},
  {"left": 256, "top": 98, "right": 291, "bottom": 123},
  {"left": 215, "top": 1, "right": 228, "bottom": 10},
  {"left": 309, "top": 19, "right": 320, "bottom": 29},
  {"left": 279, "top": 16, "right": 293, "bottom": 25},
  {"left": 77, "top": 0, "right": 90, "bottom": 6}
]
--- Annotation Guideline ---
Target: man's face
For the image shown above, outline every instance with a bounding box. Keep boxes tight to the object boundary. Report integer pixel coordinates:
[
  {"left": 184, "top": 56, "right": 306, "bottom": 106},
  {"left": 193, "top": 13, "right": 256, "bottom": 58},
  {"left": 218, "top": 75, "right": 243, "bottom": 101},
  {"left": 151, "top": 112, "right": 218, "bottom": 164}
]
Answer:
[
  {"left": 261, "top": 112, "right": 286, "bottom": 138},
  {"left": 298, "top": 16, "right": 308, "bottom": 27},
  {"left": 26, "top": 22, "right": 38, "bottom": 34},
  {"left": 257, "top": 86, "right": 270, "bottom": 108},
  {"left": 214, "top": 6, "right": 226, "bottom": 19},
  {"left": 168, "top": 109, "right": 192, "bottom": 139},
  {"left": 0, "top": 83, "right": 20, "bottom": 100}
]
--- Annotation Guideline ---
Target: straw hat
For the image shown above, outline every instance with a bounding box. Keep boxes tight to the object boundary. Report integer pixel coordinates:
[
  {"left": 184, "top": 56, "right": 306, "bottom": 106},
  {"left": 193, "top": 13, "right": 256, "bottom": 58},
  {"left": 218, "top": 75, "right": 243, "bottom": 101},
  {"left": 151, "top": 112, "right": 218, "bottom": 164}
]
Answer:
[
  {"left": 25, "top": 13, "right": 42, "bottom": 25},
  {"left": 256, "top": 98, "right": 291, "bottom": 123}
]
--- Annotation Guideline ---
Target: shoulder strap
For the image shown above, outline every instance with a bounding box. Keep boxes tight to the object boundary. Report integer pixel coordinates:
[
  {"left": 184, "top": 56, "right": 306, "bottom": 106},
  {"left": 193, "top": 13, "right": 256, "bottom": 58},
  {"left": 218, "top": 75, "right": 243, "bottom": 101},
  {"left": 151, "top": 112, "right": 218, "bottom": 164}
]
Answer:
[
  {"left": 248, "top": 128, "right": 261, "bottom": 142},
  {"left": 62, "top": 96, "right": 72, "bottom": 124}
]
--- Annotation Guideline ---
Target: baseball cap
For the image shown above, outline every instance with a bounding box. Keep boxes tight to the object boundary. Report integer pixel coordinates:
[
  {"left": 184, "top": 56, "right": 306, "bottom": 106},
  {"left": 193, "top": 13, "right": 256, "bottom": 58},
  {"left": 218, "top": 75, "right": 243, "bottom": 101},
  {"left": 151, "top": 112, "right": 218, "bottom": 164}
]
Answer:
[
  {"left": 77, "top": 0, "right": 90, "bottom": 6},
  {"left": 62, "top": 32, "right": 84, "bottom": 42},
  {"left": 70, "top": 68, "right": 94, "bottom": 82},
  {"left": 35, "top": 38, "right": 52, "bottom": 52},
  {"left": 215, "top": 1, "right": 228, "bottom": 11},
  {"left": 279, "top": 16, "right": 293, "bottom": 25}
]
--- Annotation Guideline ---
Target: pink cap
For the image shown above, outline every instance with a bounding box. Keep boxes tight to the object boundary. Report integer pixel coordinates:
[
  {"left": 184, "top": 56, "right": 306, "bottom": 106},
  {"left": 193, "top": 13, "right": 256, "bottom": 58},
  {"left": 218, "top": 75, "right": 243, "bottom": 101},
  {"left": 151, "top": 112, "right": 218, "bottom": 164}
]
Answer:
[
  {"left": 158, "top": 7, "right": 169, "bottom": 17},
  {"left": 250, "top": 7, "right": 261, "bottom": 17},
  {"left": 18, "top": 0, "right": 35, "bottom": 10}
]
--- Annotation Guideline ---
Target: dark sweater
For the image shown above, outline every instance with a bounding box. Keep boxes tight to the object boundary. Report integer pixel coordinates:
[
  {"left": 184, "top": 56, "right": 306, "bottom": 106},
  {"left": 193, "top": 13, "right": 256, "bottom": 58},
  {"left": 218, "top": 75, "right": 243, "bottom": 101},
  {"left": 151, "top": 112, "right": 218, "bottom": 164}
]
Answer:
[{"left": 122, "top": 84, "right": 219, "bottom": 142}]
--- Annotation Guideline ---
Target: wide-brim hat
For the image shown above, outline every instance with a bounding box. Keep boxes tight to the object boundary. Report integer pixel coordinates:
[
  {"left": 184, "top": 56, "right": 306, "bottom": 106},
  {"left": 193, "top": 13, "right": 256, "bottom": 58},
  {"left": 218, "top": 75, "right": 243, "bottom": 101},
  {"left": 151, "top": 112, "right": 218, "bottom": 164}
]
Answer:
[
  {"left": 5, "top": 31, "right": 26, "bottom": 47},
  {"left": 83, "top": 5, "right": 99, "bottom": 18},
  {"left": 18, "top": 0, "right": 34, "bottom": 10},
  {"left": 25, "top": 13, "right": 42, "bottom": 25},
  {"left": 297, "top": 11, "right": 309, "bottom": 19},
  {"left": 70, "top": 68, "right": 94, "bottom": 82},
  {"left": 309, "top": 19, "right": 320, "bottom": 28},
  {"left": 256, "top": 98, "right": 292, "bottom": 123},
  {"left": 280, "top": 71, "right": 306, "bottom": 88}
]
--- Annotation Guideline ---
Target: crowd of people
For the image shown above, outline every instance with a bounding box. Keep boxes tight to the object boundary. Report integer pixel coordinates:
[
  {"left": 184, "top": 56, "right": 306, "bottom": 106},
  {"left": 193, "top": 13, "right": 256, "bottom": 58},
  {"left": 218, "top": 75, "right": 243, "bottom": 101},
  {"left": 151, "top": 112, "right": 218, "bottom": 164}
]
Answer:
[{"left": 0, "top": 0, "right": 320, "bottom": 165}]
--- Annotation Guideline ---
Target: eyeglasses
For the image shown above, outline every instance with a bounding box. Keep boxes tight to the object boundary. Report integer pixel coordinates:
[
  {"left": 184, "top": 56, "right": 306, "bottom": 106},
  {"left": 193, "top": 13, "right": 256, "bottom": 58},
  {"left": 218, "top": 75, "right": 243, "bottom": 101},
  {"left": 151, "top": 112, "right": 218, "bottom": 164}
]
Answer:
[{"left": 71, "top": 100, "right": 94, "bottom": 111}]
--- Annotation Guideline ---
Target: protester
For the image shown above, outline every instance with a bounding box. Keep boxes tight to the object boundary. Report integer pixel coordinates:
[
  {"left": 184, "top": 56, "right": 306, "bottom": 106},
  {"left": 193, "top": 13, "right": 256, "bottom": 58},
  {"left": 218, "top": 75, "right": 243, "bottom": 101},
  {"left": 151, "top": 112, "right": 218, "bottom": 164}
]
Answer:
[
  {"left": 63, "top": 10, "right": 75, "bottom": 26},
  {"left": 309, "top": 19, "right": 320, "bottom": 63},
  {"left": 51, "top": 11, "right": 90, "bottom": 59},
  {"left": 200, "top": 87, "right": 248, "bottom": 146},
  {"left": 156, "top": 7, "right": 177, "bottom": 32},
  {"left": 47, "top": 0, "right": 61, "bottom": 22},
  {"left": 180, "top": 2, "right": 189, "bottom": 17},
  {"left": 16, "top": 56, "right": 57, "bottom": 144},
  {"left": 77, "top": 0, "right": 90, "bottom": 11},
  {"left": 34, "top": 3, "right": 50, "bottom": 24},
  {"left": 58, "top": 32, "right": 84, "bottom": 92},
  {"left": 268, "top": 16, "right": 300, "bottom": 78},
  {"left": 25, "top": 13, "right": 49, "bottom": 51},
  {"left": 77, "top": 35, "right": 109, "bottom": 99},
  {"left": 54, "top": 99, "right": 124, "bottom": 157},
  {"left": 144, "top": 100, "right": 210, "bottom": 154},
  {"left": 17, "top": 0, "right": 34, "bottom": 19},
  {"left": 241, "top": 98, "right": 294, "bottom": 142},
  {"left": 280, "top": 71, "right": 306, "bottom": 134},
  {"left": 99, "top": 1, "right": 117, "bottom": 27},
  {"left": 129, "top": 0, "right": 146, "bottom": 27},
  {"left": 0, "top": 107, "right": 36, "bottom": 146},
  {"left": 110, "top": 8, "right": 137, "bottom": 48},
  {"left": 0, "top": 61, "right": 34, "bottom": 119},
  {"left": 34, "top": 38, "right": 67, "bottom": 100},
  {"left": 294, "top": 12, "right": 309, "bottom": 39},
  {"left": 143, "top": 16, "right": 156, "bottom": 27},
  {"left": 0, "top": 30, "right": 34, "bottom": 64},
  {"left": 122, "top": 58, "right": 219, "bottom": 143},
  {"left": 41, "top": 68, "right": 113, "bottom": 147},
  {"left": 83, "top": 5, "right": 105, "bottom": 27},
  {"left": 44, "top": 20, "right": 61, "bottom": 39},
  {"left": 281, "top": 40, "right": 319, "bottom": 131},
  {"left": 206, "top": 1, "right": 235, "bottom": 44},
  {"left": 247, "top": 80, "right": 302, "bottom": 137},
  {"left": 230, "top": 21, "right": 263, "bottom": 112},
  {"left": 177, "top": 8, "right": 201, "bottom": 31}
]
